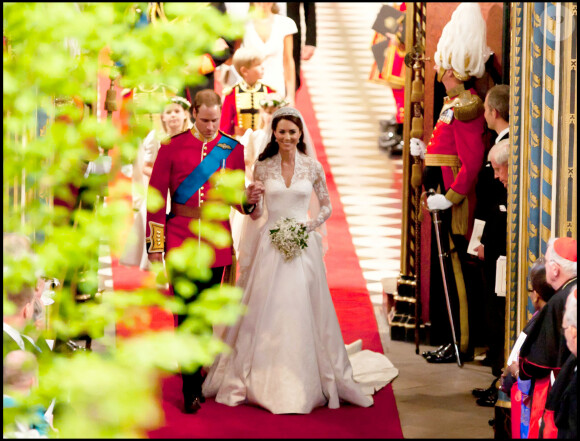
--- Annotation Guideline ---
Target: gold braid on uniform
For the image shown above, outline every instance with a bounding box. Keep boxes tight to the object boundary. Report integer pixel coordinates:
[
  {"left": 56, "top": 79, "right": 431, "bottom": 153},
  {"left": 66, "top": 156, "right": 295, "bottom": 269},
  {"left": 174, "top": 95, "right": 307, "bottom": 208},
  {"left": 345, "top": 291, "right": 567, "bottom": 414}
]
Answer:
[{"left": 453, "top": 91, "right": 484, "bottom": 121}]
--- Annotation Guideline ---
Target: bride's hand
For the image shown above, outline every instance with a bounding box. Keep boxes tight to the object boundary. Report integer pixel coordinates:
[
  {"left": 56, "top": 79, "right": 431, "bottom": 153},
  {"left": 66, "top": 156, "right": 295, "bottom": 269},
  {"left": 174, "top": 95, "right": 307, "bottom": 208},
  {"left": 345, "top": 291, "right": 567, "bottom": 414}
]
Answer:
[
  {"left": 300, "top": 221, "right": 314, "bottom": 233},
  {"left": 246, "top": 181, "right": 265, "bottom": 205}
]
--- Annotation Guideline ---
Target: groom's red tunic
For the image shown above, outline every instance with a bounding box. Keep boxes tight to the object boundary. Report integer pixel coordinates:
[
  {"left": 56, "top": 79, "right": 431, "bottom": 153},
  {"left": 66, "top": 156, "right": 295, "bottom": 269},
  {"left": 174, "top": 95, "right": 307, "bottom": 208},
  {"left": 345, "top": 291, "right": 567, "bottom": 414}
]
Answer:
[{"left": 146, "top": 125, "right": 246, "bottom": 268}]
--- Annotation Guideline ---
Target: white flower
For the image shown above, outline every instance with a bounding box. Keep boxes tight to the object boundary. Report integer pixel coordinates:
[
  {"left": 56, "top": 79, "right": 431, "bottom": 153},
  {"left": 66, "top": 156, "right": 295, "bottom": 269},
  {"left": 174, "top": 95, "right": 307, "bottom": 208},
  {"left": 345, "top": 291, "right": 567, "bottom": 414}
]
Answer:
[
  {"left": 171, "top": 96, "right": 191, "bottom": 109},
  {"left": 259, "top": 93, "right": 288, "bottom": 109},
  {"left": 269, "top": 217, "right": 309, "bottom": 262}
]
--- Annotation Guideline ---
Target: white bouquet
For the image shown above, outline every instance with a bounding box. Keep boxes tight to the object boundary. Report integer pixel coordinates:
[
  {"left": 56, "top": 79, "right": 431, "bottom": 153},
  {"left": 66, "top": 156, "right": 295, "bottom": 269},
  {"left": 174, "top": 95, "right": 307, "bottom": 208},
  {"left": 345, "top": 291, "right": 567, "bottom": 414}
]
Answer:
[{"left": 269, "top": 217, "right": 309, "bottom": 262}]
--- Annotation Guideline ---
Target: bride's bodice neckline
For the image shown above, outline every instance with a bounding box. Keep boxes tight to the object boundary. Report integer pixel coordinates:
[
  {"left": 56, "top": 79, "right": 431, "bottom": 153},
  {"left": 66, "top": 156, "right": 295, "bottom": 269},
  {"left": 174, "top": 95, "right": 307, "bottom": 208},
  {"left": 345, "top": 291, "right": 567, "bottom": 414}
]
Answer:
[{"left": 279, "top": 152, "right": 296, "bottom": 188}]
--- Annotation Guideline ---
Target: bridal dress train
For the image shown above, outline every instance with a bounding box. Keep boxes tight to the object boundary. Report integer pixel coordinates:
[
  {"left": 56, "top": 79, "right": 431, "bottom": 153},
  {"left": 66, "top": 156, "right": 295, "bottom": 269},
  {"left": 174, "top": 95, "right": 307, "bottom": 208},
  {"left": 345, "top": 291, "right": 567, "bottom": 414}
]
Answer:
[{"left": 202, "top": 151, "right": 398, "bottom": 414}]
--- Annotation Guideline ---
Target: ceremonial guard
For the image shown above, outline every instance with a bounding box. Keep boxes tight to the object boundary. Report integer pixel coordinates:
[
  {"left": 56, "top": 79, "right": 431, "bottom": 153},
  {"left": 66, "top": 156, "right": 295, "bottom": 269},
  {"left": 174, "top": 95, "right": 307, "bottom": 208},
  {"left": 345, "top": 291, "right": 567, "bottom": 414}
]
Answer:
[
  {"left": 370, "top": 3, "right": 406, "bottom": 154},
  {"left": 146, "top": 89, "right": 264, "bottom": 414},
  {"left": 411, "top": 3, "right": 490, "bottom": 363}
]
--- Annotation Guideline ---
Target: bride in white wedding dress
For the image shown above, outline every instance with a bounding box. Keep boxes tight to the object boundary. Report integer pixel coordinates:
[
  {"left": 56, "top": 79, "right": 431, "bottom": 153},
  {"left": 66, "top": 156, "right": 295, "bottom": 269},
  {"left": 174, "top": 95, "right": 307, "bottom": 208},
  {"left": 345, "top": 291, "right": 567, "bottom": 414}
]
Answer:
[{"left": 202, "top": 107, "right": 397, "bottom": 414}]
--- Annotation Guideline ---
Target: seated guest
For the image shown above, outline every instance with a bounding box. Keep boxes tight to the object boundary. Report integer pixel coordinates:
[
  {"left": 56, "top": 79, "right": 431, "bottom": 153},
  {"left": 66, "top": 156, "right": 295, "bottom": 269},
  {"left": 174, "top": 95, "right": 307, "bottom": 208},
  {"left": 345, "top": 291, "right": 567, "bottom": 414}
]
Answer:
[
  {"left": 539, "top": 288, "right": 577, "bottom": 439},
  {"left": 498, "top": 258, "right": 555, "bottom": 437},
  {"left": 3, "top": 350, "right": 51, "bottom": 437},
  {"left": 518, "top": 237, "right": 577, "bottom": 438}
]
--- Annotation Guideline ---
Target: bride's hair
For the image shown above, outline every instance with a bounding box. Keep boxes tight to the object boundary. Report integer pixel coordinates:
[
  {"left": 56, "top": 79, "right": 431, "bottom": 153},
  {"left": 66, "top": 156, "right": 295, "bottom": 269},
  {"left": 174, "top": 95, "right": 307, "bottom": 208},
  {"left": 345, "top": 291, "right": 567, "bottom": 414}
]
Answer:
[{"left": 258, "top": 114, "right": 307, "bottom": 161}]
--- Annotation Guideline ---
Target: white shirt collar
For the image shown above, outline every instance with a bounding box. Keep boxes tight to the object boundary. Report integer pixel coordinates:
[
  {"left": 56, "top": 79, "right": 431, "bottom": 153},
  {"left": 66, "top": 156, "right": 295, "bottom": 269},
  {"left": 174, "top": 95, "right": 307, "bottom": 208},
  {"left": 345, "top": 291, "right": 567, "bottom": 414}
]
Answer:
[
  {"left": 3, "top": 322, "right": 25, "bottom": 350},
  {"left": 495, "top": 127, "right": 509, "bottom": 144}
]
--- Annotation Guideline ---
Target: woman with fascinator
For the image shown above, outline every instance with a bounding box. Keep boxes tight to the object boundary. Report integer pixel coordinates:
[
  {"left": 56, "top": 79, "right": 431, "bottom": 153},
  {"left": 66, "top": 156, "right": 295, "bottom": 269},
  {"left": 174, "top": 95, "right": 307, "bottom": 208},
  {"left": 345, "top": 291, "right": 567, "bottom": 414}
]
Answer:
[{"left": 202, "top": 107, "right": 397, "bottom": 414}]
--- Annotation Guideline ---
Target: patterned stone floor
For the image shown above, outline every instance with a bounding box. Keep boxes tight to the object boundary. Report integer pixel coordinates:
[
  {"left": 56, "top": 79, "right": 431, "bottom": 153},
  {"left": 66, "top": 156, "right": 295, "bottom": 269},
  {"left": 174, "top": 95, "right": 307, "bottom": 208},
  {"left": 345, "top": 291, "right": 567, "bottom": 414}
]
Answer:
[
  {"left": 95, "top": 3, "right": 497, "bottom": 437},
  {"left": 301, "top": 2, "right": 404, "bottom": 310},
  {"left": 300, "top": 3, "right": 495, "bottom": 438}
]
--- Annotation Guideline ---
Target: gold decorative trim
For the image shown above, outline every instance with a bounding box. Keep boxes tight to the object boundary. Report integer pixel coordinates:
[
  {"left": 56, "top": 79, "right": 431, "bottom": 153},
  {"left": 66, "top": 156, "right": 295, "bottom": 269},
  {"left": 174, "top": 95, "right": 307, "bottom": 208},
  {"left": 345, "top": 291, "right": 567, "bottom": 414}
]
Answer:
[
  {"left": 147, "top": 221, "right": 165, "bottom": 253},
  {"left": 446, "top": 188, "right": 465, "bottom": 205},
  {"left": 517, "top": 3, "right": 534, "bottom": 337},
  {"left": 556, "top": 3, "right": 577, "bottom": 240},
  {"left": 424, "top": 153, "right": 461, "bottom": 168}
]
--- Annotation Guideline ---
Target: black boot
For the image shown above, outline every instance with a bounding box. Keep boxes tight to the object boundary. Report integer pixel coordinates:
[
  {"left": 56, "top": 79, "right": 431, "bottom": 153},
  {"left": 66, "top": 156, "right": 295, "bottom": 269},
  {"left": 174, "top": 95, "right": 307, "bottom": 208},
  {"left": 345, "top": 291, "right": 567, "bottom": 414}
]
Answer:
[
  {"left": 421, "top": 343, "right": 452, "bottom": 359},
  {"left": 184, "top": 396, "right": 202, "bottom": 414}
]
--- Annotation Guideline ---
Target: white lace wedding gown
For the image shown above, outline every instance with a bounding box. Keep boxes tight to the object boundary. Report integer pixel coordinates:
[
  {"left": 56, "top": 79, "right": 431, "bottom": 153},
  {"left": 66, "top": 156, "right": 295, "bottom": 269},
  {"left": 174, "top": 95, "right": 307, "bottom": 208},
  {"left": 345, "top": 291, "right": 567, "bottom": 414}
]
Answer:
[{"left": 203, "top": 151, "right": 397, "bottom": 414}]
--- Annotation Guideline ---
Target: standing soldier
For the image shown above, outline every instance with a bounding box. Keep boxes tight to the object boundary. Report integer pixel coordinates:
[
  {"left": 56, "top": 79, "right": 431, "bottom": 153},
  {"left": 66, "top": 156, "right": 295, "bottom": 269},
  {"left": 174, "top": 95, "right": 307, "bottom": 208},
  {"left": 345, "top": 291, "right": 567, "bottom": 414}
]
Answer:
[
  {"left": 411, "top": 3, "right": 491, "bottom": 363},
  {"left": 146, "top": 89, "right": 264, "bottom": 414}
]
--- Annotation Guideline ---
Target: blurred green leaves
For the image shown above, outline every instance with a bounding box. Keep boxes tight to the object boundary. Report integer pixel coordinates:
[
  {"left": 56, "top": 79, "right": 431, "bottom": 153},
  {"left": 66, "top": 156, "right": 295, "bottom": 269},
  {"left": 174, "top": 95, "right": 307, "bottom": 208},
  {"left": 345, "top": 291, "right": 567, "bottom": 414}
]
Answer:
[{"left": 3, "top": 2, "right": 245, "bottom": 438}]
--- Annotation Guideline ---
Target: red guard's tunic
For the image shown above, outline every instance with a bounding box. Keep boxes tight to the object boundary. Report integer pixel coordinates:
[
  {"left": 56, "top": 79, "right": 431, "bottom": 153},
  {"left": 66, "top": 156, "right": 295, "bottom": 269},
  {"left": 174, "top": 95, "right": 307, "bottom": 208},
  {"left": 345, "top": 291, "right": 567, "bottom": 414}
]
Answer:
[
  {"left": 422, "top": 84, "right": 486, "bottom": 353},
  {"left": 219, "top": 81, "right": 275, "bottom": 136},
  {"left": 146, "top": 125, "right": 246, "bottom": 268},
  {"left": 424, "top": 84, "right": 486, "bottom": 238},
  {"left": 385, "top": 42, "right": 406, "bottom": 124}
]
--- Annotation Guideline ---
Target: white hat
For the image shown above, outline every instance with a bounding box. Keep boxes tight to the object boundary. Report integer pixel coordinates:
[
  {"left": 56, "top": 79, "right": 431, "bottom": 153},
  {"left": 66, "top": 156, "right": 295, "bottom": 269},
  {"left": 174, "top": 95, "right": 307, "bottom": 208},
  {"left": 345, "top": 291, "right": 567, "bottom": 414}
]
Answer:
[{"left": 434, "top": 3, "right": 492, "bottom": 81}]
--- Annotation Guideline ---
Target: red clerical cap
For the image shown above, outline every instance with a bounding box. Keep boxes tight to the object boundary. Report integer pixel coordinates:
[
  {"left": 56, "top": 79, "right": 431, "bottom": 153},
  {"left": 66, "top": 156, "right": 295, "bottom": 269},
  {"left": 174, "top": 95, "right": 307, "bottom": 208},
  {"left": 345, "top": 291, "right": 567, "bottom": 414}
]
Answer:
[{"left": 553, "top": 237, "right": 577, "bottom": 262}]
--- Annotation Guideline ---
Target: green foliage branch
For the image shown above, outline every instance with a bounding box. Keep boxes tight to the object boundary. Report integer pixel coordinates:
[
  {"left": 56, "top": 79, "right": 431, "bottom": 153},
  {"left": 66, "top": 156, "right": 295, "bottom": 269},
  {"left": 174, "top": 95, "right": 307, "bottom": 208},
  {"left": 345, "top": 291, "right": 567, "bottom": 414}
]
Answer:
[{"left": 3, "top": 3, "right": 246, "bottom": 437}]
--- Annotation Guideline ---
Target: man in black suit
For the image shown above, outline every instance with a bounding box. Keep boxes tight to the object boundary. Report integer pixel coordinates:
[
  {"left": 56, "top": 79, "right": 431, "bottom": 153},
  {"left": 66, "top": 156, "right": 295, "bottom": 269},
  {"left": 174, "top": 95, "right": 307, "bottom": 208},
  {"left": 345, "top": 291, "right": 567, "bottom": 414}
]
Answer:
[
  {"left": 471, "top": 84, "right": 510, "bottom": 407},
  {"left": 286, "top": 3, "right": 316, "bottom": 91}
]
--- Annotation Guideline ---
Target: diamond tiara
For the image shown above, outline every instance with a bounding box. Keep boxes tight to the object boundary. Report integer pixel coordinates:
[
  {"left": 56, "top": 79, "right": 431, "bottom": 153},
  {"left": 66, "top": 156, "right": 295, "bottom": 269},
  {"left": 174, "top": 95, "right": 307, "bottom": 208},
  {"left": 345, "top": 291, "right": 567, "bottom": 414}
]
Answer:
[{"left": 272, "top": 106, "right": 302, "bottom": 119}]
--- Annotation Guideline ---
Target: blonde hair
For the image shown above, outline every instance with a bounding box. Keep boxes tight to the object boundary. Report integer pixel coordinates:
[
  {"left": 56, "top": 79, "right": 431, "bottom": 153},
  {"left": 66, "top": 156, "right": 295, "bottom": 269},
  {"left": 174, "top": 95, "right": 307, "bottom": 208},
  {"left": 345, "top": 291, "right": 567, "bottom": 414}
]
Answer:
[
  {"left": 233, "top": 47, "right": 265, "bottom": 77},
  {"left": 250, "top": 2, "right": 279, "bottom": 14}
]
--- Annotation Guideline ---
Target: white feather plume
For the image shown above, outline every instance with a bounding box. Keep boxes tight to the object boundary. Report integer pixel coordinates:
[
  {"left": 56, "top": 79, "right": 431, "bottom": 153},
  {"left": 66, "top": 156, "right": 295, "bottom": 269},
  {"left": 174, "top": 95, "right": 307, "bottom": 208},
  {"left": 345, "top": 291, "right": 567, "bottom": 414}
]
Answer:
[{"left": 434, "top": 3, "right": 492, "bottom": 79}]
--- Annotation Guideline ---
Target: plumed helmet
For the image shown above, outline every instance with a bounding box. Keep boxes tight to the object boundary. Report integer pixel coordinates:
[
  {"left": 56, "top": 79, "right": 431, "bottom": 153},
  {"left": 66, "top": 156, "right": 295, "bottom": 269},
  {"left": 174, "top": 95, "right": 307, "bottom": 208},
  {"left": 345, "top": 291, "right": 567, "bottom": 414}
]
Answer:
[{"left": 434, "top": 3, "right": 492, "bottom": 81}]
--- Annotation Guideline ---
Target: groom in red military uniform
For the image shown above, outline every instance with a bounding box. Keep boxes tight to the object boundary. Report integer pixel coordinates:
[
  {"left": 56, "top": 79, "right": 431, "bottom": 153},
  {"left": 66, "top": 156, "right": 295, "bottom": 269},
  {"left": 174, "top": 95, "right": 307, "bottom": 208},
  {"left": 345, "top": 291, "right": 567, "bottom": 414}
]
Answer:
[
  {"left": 411, "top": 3, "right": 491, "bottom": 363},
  {"left": 146, "top": 89, "right": 264, "bottom": 414}
]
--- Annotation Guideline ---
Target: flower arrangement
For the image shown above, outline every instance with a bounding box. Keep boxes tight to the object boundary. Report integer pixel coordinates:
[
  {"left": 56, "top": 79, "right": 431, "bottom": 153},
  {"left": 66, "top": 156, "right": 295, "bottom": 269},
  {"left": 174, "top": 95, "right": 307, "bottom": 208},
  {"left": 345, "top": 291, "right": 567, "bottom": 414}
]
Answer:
[
  {"left": 259, "top": 93, "right": 288, "bottom": 109},
  {"left": 269, "top": 217, "right": 309, "bottom": 262},
  {"left": 171, "top": 95, "right": 191, "bottom": 110}
]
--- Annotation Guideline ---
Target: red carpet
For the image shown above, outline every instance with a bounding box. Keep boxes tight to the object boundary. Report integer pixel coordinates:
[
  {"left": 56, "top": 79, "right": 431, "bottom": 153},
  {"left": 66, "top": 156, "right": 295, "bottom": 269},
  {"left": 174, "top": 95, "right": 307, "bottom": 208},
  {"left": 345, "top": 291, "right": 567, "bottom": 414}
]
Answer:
[{"left": 110, "top": 77, "right": 403, "bottom": 438}]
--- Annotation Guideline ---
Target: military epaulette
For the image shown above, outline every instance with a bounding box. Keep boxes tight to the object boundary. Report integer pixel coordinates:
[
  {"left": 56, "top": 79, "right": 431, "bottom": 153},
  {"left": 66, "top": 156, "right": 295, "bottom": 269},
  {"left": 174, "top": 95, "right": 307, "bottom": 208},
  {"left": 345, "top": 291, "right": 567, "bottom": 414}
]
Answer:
[
  {"left": 260, "top": 81, "right": 276, "bottom": 93},
  {"left": 160, "top": 134, "right": 172, "bottom": 145},
  {"left": 217, "top": 130, "right": 241, "bottom": 145},
  {"left": 453, "top": 91, "right": 484, "bottom": 121},
  {"left": 170, "top": 128, "right": 191, "bottom": 139},
  {"left": 222, "top": 84, "right": 235, "bottom": 96}
]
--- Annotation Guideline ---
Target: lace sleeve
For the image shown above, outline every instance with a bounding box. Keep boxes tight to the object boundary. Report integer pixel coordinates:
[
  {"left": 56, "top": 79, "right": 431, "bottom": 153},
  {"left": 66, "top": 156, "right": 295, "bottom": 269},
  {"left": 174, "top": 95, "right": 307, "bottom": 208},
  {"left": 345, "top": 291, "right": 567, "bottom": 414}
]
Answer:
[
  {"left": 250, "top": 160, "right": 266, "bottom": 220},
  {"left": 308, "top": 161, "right": 332, "bottom": 232}
]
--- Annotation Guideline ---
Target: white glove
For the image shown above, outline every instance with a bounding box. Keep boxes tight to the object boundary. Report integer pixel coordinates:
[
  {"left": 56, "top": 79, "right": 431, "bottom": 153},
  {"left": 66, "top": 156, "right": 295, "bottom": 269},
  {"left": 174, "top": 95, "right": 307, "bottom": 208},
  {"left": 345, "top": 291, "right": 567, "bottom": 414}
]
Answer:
[
  {"left": 120, "top": 164, "right": 133, "bottom": 178},
  {"left": 410, "top": 138, "right": 426, "bottom": 159},
  {"left": 85, "top": 155, "right": 112, "bottom": 177},
  {"left": 427, "top": 194, "right": 453, "bottom": 211}
]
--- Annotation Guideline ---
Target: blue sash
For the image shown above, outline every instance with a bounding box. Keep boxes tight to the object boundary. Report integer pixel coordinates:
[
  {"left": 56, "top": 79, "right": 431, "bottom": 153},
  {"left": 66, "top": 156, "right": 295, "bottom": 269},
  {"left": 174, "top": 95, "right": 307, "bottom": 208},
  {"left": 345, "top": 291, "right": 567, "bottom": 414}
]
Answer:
[{"left": 172, "top": 133, "right": 238, "bottom": 204}]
